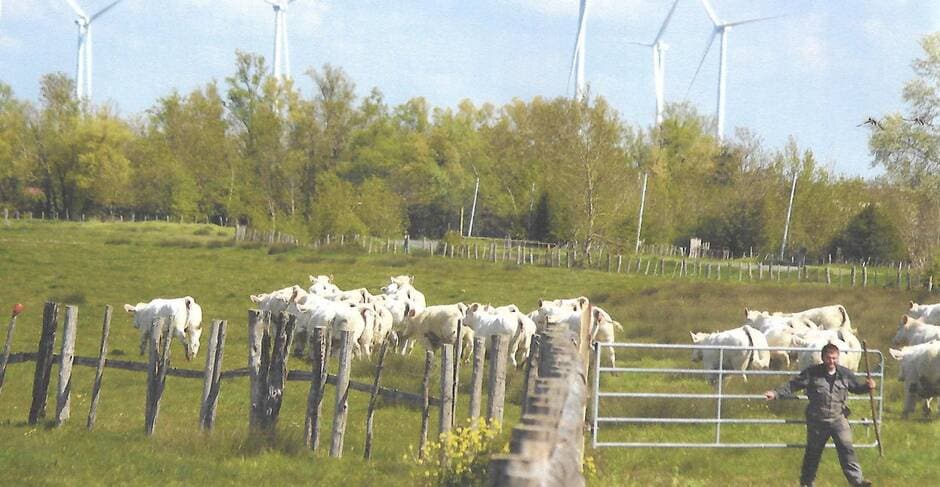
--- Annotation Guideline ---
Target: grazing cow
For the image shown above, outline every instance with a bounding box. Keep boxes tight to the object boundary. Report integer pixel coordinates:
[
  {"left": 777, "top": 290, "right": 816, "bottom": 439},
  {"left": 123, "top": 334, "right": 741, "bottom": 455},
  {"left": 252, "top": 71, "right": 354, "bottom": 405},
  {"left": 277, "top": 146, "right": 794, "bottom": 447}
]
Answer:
[
  {"left": 744, "top": 308, "right": 818, "bottom": 369},
  {"left": 689, "top": 325, "right": 770, "bottom": 382},
  {"left": 123, "top": 296, "right": 204, "bottom": 361},
  {"left": 791, "top": 328, "right": 862, "bottom": 371},
  {"left": 288, "top": 297, "right": 375, "bottom": 359},
  {"left": 889, "top": 341, "right": 940, "bottom": 418},
  {"left": 773, "top": 304, "right": 852, "bottom": 332},
  {"left": 400, "top": 303, "right": 468, "bottom": 354},
  {"left": 308, "top": 274, "right": 341, "bottom": 296},
  {"left": 908, "top": 301, "right": 940, "bottom": 324},
  {"left": 891, "top": 315, "right": 940, "bottom": 347},
  {"left": 491, "top": 305, "right": 538, "bottom": 367}
]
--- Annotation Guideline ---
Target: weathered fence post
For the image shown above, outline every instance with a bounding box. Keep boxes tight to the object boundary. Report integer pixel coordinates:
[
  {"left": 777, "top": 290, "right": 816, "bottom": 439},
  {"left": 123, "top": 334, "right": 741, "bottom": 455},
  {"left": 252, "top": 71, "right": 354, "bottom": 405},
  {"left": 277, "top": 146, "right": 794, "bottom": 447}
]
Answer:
[
  {"left": 617, "top": 255, "right": 623, "bottom": 273},
  {"left": 468, "top": 336, "right": 486, "bottom": 425},
  {"left": 145, "top": 317, "right": 172, "bottom": 436},
  {"left": 304, "top": 326, "right": 330, "bottom": 450},
  {"left": 851, "top": 265, "right": 857, "bottom": 287},
  {"left": 200, "top": 320, "right": 227, "bottom": 431},
  {"left": 521, "top": 334, "right": 542, "bottom": 417},
  {"left": 364, "top": 339, "right": 391, "bottom": 460},
  {"left": 266, "top": 312, "right": 295, "bottom": 434},
  {"left": 247, "top": 310, "right": 268, "bottom": 431},
  {"left": 486, "top": 335, "right": 509, "bottom": 426},
  {"left": 87, "top": 305, "right": 112, "bottom": 430},
  {"left": 29, "top": 302, "right": 59, "bottom": 424},
  {"left": 418, "top": 350, "right": 433, "bottom": 458},
  {"left": 863, "top": 265, "right": 869, "bottom": 287},
  {"left": 439, "top": 344, "right": 455, "bottom": 435},
  {"left": 330, "top": 329, "right": 353, "bottom": 458},
  {"left": 55, "top": 305, "right": 79, "bottom": 427},
  {"left": 0, "top": 306, "right": 23, "bottom": 395}
]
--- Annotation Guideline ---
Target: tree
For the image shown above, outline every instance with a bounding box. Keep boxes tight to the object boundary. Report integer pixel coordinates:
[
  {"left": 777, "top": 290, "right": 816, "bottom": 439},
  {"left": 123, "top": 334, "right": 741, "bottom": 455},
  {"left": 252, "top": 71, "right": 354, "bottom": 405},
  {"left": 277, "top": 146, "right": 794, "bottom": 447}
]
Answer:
[{"left": 828, "top": 204, "right": 905, "bottom": 262}]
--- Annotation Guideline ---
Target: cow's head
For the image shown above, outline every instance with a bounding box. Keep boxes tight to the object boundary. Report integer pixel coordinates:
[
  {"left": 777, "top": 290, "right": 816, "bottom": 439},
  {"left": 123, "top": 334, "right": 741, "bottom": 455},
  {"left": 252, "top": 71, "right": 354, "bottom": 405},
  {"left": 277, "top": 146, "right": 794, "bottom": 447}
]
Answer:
[
  {"left": 891, "top": 315, "right": 915, "bottom": 347},
  {"left": 182, "top": 297, "right": 203, "bottom": 361},
  {"left": 689, "top": 331, "right": 707, "bottom": 362}
]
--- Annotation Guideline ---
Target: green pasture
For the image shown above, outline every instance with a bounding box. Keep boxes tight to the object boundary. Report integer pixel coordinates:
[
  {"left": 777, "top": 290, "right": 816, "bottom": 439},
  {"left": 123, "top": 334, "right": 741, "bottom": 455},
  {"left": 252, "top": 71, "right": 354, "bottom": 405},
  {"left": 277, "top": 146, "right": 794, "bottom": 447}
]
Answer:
[{"left": 0, "top": 220, "right": 936, "bottom": 486}]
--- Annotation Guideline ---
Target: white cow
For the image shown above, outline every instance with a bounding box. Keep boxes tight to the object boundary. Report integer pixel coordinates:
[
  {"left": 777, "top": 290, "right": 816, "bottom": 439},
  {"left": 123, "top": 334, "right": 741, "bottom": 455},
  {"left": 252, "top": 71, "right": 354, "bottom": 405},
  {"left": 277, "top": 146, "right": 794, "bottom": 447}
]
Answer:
[
  {"left": 288, "top": 297, "right": 374, "bottom": 359},
  {"left": 465, "top": 303, "right": 521, "bottom": 366},
  {"left": 744, "top": 308, "right": 818, "bottom": 369},
  {"left": 123, "top": 296, "right": 204, "bottom": 361},
  {"left": 689, "top": 325, "right": 770, "bottom": 382},
  {"left": 381, "top": 275, "right": 427, "bottom": 311},
  {"left": 891, "top": 315, "right": 940, "bottom": 347},
  {"left": 908, "top": 301, "right": 940, "bottom": 324},
  {"left": 590, "top": 307, "right": 624, "bottom": 368},
  {"left": 400, "top": 303, "right": 468, "bottom": 354},
  {"left": 791, "top": 328, "right": 862, "bottom": 371},
  {"left": 249, "top": 285, "right": 307, "bottom": 315},
  {"left": 773, "top": 304, "right": 852, "bottom": 332},
  {"left": 889, "top": 341, "right": 940, "bottom": 418},
  {"left": 308, "top": 274, "right": 341, "bottom": 296},
  {"left": 327, "top": 288, "right": 372, "bottom": 304}
]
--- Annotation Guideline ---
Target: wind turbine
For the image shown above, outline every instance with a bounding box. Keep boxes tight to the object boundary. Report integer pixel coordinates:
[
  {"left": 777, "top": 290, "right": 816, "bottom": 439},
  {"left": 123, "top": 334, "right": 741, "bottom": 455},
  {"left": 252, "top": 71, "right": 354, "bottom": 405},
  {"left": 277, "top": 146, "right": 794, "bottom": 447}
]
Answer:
[
  {"left": 568, "top": 0, "right": 589, "bottom": 100},
  {"left": 688, "top": 0, "right": 779, "bottom": 140},
  {"left": 64, "top": 0, "right": 125, "bottom": 101},
  {"left": 628, "top": 0, "right": 680, "bottom": 126},
  {"left": 265, "top": 0, "right": 298, "bottom": 79}
]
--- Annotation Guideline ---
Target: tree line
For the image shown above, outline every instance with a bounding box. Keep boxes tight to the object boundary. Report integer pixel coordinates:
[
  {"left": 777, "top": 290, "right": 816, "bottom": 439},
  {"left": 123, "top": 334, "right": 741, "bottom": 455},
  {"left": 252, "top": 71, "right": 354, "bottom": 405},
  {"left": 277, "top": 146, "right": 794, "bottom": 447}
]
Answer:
[{"left": 2, "top": 37, "right": 939, "bottom": 267}]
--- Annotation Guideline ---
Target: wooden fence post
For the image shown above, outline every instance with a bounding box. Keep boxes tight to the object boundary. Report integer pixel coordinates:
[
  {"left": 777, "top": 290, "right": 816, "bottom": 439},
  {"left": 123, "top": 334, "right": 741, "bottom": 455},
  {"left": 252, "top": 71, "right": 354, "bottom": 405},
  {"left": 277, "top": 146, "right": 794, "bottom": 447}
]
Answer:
[
  {"left": 364, "top": 339, "right": 391, "bottom": 460},
  {"left": 55, "top": 305, "right": 79, "bottom": 427},
  {"left": 439, "top": 344, "right": 455, "bottom": 435},
  {"left": 305, "top": 326, "right": 330, "bottom": 450},
  {"left": 330, "top": 329, "right": 353, "bottom": 458},
  {"left": 468, "top": 336, "right": 486, "bottom": 425},
  {"left": 418, "top": 350, "right": 433, "bottom": 458},
  {"left": 263, "top": 312, "right": 295, "bottom": 434},
  {"left": 486, "top": 335, "right": 509, "bottom": 426},
  {"left": 29, "top": 302, "right": 59, "bottom": 424},
  {"left": 87, "top": 305, "right": 112, "bottom": 430},
  {"left": 200, "top": 320, "right": 227, "bottom": 431},
  {"left": 247, "top": 310, "right": 268, "bottom": 431},
  {"left": 0, "top": 308, "right": 22, "bottom": 395},
  {"left": 145, "top": 317, "right": 172, "bottom": 436},
  {"left": 521, "top": 334, "right": 541, "bottom": 417},
  {"left": 851, "top": 265, "right": 857, "bottom": 287},
  {"left": 863, "top": 265, "right": 869, "bottom": 287}
]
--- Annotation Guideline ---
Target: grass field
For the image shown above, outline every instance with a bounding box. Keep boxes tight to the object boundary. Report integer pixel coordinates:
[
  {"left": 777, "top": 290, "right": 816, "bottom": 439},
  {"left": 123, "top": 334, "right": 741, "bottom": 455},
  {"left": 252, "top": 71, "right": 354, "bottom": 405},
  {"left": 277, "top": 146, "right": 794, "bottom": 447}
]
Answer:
[{"left": 0, "top": 220, "right": 937, "bottom": 486}]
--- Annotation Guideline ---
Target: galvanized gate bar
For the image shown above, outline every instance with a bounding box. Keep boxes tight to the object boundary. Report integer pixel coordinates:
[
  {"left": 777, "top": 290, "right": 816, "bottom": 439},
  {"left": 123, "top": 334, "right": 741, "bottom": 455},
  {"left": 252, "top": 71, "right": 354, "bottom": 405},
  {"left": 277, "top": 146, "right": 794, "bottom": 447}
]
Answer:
[{"left": 592, "top": 342, "right": 885, "bottom": 449}]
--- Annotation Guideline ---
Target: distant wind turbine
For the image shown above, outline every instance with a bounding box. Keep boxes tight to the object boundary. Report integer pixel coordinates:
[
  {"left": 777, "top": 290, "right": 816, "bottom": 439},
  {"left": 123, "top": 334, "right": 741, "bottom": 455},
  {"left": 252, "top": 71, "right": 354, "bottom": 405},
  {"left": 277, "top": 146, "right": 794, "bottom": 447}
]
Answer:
[
  {"left": 628, "top": 0, "right": 681, "bottom": 126},
  {"left": 265, "top": 0, "right": 298, "bottom": 79},
  {"left": 568, "top": 0, "right": 589, "bottom": 100},
  {"left": 687, "top": 0, "right": 780, "bottom": 140},
  {"left": 64, "top": 0, "right": 125, "bottom": 101}
]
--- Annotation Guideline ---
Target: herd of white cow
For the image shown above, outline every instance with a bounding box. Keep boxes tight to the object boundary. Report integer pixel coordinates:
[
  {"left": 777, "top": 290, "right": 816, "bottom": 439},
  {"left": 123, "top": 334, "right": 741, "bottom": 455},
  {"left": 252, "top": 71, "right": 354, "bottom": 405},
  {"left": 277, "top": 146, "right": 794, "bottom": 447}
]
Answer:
[{"left": 120, "top": 278, "right": 940, "bottom": 418}]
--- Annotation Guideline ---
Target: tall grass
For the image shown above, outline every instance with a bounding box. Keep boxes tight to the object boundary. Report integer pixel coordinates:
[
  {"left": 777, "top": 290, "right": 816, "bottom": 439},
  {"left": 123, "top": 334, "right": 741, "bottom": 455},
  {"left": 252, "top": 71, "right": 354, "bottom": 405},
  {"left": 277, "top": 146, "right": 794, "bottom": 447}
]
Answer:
[{"left": 0, "top": 220, "right": 935, "bottom": 485}]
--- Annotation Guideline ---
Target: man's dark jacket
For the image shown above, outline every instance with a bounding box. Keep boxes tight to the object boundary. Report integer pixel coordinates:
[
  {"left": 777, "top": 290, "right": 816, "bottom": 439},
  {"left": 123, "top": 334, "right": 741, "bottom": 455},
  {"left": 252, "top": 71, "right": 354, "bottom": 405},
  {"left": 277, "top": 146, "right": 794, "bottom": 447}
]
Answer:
[{"left": 774, "top": 363, "right": 872, "bottom": 422}]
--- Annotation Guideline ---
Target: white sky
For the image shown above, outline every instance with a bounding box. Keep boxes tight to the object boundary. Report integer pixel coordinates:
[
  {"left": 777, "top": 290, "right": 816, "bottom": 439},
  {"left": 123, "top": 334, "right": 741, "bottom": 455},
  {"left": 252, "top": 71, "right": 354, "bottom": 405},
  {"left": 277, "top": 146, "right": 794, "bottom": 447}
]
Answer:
[{"left": 2, "top": 0, "right": 938, "bottom": 178}]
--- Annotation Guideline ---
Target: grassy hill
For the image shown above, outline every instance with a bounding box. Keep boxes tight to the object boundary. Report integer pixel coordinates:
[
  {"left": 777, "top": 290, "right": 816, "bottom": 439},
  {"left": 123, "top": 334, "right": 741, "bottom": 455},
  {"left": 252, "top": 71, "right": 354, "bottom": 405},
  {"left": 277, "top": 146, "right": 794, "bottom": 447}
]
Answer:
[{"left": 0, "top": 220, "right": 936, "bottom": 486}]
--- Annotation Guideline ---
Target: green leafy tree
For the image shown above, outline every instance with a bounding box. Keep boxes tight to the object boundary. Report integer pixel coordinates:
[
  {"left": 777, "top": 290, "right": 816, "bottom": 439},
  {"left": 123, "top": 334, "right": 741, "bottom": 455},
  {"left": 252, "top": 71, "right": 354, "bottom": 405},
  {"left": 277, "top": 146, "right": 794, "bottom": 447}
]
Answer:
[{"left": 829, "top": 204, "right": 905, "bottom": 261}]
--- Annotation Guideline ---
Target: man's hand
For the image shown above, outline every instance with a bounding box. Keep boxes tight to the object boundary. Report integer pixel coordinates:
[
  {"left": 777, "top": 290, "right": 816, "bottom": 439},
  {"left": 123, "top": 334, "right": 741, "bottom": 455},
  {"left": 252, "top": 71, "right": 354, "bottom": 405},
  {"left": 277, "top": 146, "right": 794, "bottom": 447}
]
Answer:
[
  {"left": 764, "top": 390, "right": 776, "bottom": 401},
  {"left": 866, "top": 378, "right": 875, "bottom": 390}
]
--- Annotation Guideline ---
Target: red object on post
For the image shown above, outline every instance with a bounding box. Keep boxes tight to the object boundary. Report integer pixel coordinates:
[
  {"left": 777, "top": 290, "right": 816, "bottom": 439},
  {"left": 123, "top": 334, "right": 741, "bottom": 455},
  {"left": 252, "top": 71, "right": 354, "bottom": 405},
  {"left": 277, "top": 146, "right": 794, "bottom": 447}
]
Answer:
[{"left": 11, "top": 303, "right": 24, "bottom": 317}]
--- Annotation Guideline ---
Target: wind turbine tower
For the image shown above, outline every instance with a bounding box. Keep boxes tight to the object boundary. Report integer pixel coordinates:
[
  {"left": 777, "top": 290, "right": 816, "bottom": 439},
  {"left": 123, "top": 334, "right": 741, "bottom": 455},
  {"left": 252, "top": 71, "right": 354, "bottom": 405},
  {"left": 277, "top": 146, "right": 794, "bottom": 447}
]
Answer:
[
  {"left": 629, "top": 0, "right": 680, "bottom": 126},
  {"left": 689, "top": 0, "right": 778, "bottom": 141},
  {"left": 65, "top": 0, "right": 125, "bottom": 101},
  {"left": 265, "top": 0, "right": 297, "bottom": 79},
  {"left": 569, "top": 0, "right": 589, "bottom": 100}
]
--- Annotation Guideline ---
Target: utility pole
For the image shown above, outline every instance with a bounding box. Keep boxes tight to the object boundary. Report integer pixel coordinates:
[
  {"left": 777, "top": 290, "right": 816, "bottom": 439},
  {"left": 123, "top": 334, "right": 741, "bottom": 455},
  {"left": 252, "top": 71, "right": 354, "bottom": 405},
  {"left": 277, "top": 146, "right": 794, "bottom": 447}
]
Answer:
[
  {"left": 635, "top": 172, "right": 649, "bottom": 254},
  {"left": 467, "top": 177, "right": 480, "bottom": 238},
  {"left": 780, "top": 172, "right": 797, "bottom": 260}
]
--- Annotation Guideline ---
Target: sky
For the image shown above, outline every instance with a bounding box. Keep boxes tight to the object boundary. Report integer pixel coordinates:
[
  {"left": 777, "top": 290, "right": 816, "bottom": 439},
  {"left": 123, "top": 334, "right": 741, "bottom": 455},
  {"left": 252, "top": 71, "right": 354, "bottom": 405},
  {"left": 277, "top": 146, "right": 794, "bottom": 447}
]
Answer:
[{"left": 1, "top": 0, "right": 938, "bottom": 179}]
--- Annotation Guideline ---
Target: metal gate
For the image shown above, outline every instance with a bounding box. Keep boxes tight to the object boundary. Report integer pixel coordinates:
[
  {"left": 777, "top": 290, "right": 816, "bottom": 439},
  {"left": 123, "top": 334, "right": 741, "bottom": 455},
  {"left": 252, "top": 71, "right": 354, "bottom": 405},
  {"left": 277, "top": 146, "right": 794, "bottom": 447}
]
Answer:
[{"left": 591, "top": 342, "right": 884, "bottom": 449}]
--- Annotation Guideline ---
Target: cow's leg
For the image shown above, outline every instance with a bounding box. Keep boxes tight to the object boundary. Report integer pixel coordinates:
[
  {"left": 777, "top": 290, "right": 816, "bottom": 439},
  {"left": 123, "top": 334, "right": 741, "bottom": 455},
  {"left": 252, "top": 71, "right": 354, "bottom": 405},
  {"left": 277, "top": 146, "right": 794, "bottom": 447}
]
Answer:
[
  {"left": 139, "top": 331, "right": 149, "bottom": 356},
  {"left": 902, "top": 385, "right": 916, "bottom": 418},
  {"left": 608, "top": 345, "right": 616, "bottom": 369},
  {"left": 923, "top": 397, "right": 933, "bottom": 417}
]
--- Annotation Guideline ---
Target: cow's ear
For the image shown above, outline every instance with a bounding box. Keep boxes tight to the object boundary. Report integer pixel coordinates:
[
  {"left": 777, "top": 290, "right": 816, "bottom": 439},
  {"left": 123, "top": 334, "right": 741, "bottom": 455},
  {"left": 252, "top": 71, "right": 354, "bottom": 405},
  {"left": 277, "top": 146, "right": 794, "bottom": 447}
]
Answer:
[
  {"left": 470, "top": 303, "right": 478, "bottom": 312},
  {"left": 185, "top": 297, "right": 193, "bottom": 310},
  {"left": 407, "top": 308, "right": 417, "bottom": 318},
  {"left": 309, "top": 275, "right": 316, "bottom": 283},
  {"left": 902, "top": 315, "right": 909, "bottom": 325},
  {"left": 250, "top": 295, "right": 262, "bottom": 303},
  {"left": 593, "top": 308, "right": 601, "bottom": 320},
  {"left": 578, "top": 296, "right": 589, "bottom": 308},
  {"left": 409, "top": 275, "right": 415, "bottom": 284},
  {"left": 744, "top": 307, "right": 749, "bottom": 318},
  {"left": 689, "top": 331, "right": 697, "bottom": 341},
  {"left": 329, "top": 274, "right": 334, "bottom": 282},
  {"left": 538, "top": 299, "right": 544, "bottom": 308},
  {"left": 909, "top": 301, "right": 915, "bottom": 309}
]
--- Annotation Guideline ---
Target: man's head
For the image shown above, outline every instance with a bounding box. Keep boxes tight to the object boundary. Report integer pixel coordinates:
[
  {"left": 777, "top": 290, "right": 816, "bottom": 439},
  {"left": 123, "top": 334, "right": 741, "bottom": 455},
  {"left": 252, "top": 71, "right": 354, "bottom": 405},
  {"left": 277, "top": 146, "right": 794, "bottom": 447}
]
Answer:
[{"left": 821, "top": 342, "right": 840, "bottom": 371}]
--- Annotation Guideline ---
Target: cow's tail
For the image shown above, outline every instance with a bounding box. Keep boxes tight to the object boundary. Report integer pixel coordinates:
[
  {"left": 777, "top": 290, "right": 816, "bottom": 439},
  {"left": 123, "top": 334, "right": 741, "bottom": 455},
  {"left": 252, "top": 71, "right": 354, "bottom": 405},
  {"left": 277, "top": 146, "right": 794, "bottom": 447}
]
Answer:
[
  {"left": 838, "top": 305, "right": 850, "bottom": 326},
  {"left": 613, "top": 321, "right": 624, "bottom": 332},
  {"left": 743, "top": 325, "right": 756, "bottom": 371}
]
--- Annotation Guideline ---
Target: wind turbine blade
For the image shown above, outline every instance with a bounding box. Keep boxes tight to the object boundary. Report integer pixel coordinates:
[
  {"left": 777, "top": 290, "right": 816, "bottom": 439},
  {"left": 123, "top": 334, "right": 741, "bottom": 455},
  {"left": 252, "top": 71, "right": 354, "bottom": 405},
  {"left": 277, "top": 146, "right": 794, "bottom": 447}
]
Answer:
[
  {"left": 65, "top": 0, "right": 87, "bottom": 18},
  {"left": 699, "top": 0, "right": 720, "bottom": 26},
  {"left": 627, "top": 41, "right": 654, "bottom": 47},
  {"left": 685, "top": 31, "right": 717, "bottom": 98},
  {"left": 288, "top": 0, "right": 298, "bottom": 4},
  {"left": 653, "top": 0, "right": 681, "bottom": 44},
  {"left": 724, "top": 15, "right": 783, "bottom": 28},
  {"left": 90, "top": 0, "right": 124, "bottom": 22},
  {"left": 264, "top": 0, "right": 278, "bottom": 7}
]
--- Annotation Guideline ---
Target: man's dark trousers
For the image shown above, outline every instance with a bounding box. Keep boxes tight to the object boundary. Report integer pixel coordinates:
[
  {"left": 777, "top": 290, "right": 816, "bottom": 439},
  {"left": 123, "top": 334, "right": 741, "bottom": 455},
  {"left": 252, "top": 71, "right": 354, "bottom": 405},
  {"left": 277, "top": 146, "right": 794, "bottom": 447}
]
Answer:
[{"left": 800, "top": 417, "right": 864, "bottom": 486}]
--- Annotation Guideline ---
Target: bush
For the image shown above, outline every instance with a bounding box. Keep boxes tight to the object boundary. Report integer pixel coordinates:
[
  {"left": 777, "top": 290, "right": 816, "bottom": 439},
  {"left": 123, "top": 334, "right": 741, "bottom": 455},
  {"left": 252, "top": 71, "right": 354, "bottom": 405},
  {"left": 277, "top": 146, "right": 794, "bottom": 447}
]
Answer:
[
  {"left": 408, "top": 418, "right": 507, "bottom": 486},
  {"left": 828, "top": 204, "right": 905, "bottom": 261}
]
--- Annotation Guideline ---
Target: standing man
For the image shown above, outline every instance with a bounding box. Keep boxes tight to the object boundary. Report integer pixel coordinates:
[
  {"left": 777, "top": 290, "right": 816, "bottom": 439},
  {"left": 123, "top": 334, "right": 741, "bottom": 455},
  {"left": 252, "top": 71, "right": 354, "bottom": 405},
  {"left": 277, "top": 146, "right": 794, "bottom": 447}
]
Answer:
[{"left": 764, "top": 343, "right": 875, "bottom": 487}]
